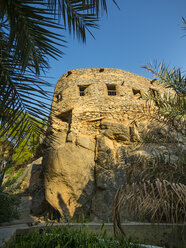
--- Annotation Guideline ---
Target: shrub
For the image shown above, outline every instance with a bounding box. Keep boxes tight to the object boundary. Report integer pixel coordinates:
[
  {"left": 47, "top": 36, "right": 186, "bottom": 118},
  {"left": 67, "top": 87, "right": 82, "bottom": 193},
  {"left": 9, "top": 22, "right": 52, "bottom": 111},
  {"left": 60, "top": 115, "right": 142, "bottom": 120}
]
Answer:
[
  {"left": 4, "top": 168, "right": 24, "bottom": 188},
  {"left": 0, "top": 189, "right": 20, "bottom": 223},
  {"left": 6, "top": 225, "right": 140, "bottom": 248}
]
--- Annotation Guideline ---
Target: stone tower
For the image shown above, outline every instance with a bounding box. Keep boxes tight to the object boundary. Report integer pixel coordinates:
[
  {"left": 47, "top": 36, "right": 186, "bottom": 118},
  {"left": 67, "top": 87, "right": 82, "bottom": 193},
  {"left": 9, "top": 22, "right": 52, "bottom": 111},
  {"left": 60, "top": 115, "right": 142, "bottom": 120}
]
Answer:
[
  {"left": 50, "top": 68, "right": 165, "bottom": 137},
  {"left": 43, "top": 68, "right": 169, "bottom": 221}
]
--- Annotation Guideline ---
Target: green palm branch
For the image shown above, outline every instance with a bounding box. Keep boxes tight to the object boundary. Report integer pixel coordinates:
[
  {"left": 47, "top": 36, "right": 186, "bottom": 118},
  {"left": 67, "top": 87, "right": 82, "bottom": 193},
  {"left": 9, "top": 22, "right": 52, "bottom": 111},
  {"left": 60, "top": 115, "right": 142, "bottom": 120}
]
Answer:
[
  {"left": 143, "top": 62, "right": 186, "bottom": 95},
  {"left": 182, "top": 16, "right": 186, "bottom": 36},
  {"left": 0, "top": 25, "right": 52, "bottom": 145},
  {"left": 142, "top": 62, "right": 186, "bottom": 129}
]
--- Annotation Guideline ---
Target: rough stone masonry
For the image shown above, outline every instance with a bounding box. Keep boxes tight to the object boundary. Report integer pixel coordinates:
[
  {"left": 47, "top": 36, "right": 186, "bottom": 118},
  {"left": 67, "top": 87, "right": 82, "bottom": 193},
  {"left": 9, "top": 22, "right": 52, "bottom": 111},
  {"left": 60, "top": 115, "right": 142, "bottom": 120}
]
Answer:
[{"left": 41, "top": 68, "right": 179, "bottom": 222}]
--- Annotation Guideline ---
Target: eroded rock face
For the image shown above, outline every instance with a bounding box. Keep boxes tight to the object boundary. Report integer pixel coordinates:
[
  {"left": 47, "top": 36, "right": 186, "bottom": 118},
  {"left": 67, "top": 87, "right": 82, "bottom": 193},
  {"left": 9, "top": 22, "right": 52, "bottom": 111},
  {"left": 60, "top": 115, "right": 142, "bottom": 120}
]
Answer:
[
  {"left": 40, "top": 68, "right": 184, "bottom": 221},
  {"left": 44, "top": 123, "right": 129, "bottom": 221},
  {"left": 44, "top": 142, "right": 95, "bottom": 218},
  {"left": 92, "top": 134, "right": 126, "bottom": 221}
]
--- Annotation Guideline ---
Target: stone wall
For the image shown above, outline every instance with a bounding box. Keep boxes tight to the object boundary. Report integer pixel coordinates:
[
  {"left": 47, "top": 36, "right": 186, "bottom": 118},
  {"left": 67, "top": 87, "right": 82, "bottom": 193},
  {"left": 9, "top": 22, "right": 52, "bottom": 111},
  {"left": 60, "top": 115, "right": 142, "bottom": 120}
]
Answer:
[{"left": 51, "top": 68, "right": 168, "bottom": 136}]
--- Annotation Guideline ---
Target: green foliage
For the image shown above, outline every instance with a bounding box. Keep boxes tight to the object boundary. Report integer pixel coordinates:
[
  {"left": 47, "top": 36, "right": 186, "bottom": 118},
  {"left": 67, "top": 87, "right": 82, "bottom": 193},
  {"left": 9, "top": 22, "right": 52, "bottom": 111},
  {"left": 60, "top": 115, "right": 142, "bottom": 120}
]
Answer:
[
  {"left": 4, "top": 167, "right": 14, "bottom": 175},
  {"left": 0, "top": 153, "right": 12, "bottom": 187},
  {"left": 144, "top": 91, "right": 186, "bottom": 127},
  {"left": 0, "top": 115, "right": 45, "bottom": 193},
  {"left": 0, "top": 114, "right": 46, "bottom": 167},
  {"left": 11, "top": 115, "right": 46, "bottom": 166},
  {"left": 142, "top": 62, "right": 186, "bottom": 131},
  {"left": 0, "top": 188, "right": 20, "bottom": 223},
  {"left": 4, "top": 168, "right": 24, "bottom": 188},
  {"left": 6, "top": 225, "right": 139, "bottom": 248},
  {"left": 12, "top": 147, "right": 34, "bottom": 166},
  {"left": 143, "top": 62, "right": 186, "bottom": 95}
]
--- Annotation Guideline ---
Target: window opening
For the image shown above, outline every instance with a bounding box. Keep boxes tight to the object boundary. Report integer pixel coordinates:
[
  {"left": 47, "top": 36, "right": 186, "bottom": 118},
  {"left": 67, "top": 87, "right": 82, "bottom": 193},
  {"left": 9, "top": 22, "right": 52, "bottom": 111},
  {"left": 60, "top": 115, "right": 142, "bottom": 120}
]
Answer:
[
  {"left": 56, "top": 109, "right": 72, "bottom": 133},
  {"left": 66, "top": 71, "right": 72, "bottom": 77},
  {"left": 132, "top": 89, "right": 142, "bottom": 99},
  {"left": 150, "top": 79, "right": 157, "bottom": 85},
  {"left": 107, "top": 85, "right": 116, "bottom": 96},
  {"left": 56, "top": 93, "right": 62, "bottom": 102},
  {"left": 79, "top": 85, "right": 88, "bottom": 96},
  {"left": 132, "top": 89, "right": 141, "bottom": 96},
  {"left": 99, "top": 68, "right": 104, "bottom": 72}
]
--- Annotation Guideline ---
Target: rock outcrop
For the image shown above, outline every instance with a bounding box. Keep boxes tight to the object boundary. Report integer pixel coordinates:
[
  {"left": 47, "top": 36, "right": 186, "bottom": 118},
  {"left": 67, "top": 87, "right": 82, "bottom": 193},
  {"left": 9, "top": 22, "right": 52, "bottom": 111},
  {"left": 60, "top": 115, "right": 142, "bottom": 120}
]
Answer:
[
  {"left": 44, "top": 142, "right": 95, "bottom": 218},
  {"left": 39, "top": 68, "right": 185, "bottom": 221}
]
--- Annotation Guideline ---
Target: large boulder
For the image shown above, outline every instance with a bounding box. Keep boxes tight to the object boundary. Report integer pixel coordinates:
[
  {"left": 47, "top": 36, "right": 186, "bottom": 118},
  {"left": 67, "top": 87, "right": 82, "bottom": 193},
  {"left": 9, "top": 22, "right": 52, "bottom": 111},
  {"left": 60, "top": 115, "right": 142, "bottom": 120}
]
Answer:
[
  {"left": 44, "top": 141, "right": 95, "bottom": 219},
  {"left": 43, "top": 129, "right": 128, "bottom": 221}
]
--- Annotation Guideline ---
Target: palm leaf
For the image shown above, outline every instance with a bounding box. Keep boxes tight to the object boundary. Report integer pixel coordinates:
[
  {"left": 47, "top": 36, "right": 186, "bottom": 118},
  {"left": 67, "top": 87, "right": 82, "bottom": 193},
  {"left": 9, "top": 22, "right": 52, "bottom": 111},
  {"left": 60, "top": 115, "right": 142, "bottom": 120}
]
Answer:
[
  {"left": 143, "top": 62, "right": 186, "bottom": 95},
  {"left": 1, "top": 0, "right": 66, "bottom": 74},
  {"left": 47, "top": 0, "right": 98, "bottom": 41},
  {"left": 112, "top": 180, "right": 186, "bottom": 240},
  {"left": 142, "top": 62, "right": 186, "bottom": 131},
  {"left": 0, "top": 28, "right": 52, "bottom": 146},
  {"left": 1, "top": 0, "right": 118, "bottom": 74},
  {"left": 182, "top": 17, "right": 186, "bottom": 35}
]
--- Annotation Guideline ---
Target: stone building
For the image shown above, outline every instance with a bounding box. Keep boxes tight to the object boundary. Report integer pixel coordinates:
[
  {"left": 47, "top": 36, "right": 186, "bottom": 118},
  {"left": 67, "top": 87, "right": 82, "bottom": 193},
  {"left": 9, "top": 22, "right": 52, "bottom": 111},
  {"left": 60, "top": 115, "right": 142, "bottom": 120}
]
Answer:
[
  {"left": 50, "top": 68, "right": 165, "bottom": 137},
  {"left": 43, "top": 68, "right": 174, "bottom": 221}
]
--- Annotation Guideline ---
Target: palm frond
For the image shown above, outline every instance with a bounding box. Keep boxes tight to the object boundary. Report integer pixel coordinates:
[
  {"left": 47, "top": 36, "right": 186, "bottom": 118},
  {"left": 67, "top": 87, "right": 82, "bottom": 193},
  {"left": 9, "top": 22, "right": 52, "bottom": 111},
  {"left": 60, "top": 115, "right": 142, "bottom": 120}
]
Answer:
[
  {"left": 113, "top": 180, "right": 186, "bottom": 239},
  {"left": 182, "top": 17, "right": 186, "bottom": 35},
  {"left": 47, "top": 0, "right": 98, "bottom": 41},
  {"left": 144, "top": 91, "right": 186, "bottom": 128},
  {"left": 142, "top": 62, "right": 186, "bottom": 95},
  {"left": 47, "top": 0, "right": 119, "bottom": 18},
  {"left": 142, "top": 62, "right": 186, "bottom": 132},
  {"left": 1, "top": 0, "right": 119, "bottom": 73},
  {"left": 46, "top": 0, "right": 119, "bottom": 41},
  {"left": 0, "top": 27, "right": 53, "bottom": 146},
  {"left": 1, "top": 0, "right": 66, "bottom": 75},
  {"left": 126, "top": 149, "right": 186, "bottom": 185}
]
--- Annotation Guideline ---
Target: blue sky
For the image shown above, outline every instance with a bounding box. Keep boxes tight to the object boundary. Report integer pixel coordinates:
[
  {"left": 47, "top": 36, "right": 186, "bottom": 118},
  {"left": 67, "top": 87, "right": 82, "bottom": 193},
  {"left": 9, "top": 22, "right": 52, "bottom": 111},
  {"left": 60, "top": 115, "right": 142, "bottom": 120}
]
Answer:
[{"left": 46, "top": 0, "right": 186, "bottom": 88}]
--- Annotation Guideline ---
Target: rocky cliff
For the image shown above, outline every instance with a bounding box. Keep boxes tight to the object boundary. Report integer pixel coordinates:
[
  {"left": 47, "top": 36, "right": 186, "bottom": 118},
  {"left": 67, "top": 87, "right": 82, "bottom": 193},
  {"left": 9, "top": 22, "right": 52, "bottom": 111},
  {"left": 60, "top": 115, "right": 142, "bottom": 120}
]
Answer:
[{"left": 37, "top": 68, "right": 185, "bottom": 222}]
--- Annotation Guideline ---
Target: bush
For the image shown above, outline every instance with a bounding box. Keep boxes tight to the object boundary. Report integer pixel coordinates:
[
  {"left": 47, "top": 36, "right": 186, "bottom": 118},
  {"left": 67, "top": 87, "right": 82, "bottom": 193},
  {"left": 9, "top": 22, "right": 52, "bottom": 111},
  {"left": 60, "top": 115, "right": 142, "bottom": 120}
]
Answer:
[
  {"left": 6, "top": 225, "right": 140, "bottom": 248},
  {"left": 5, "top": 167, "right": 14, "bottom": 175},
  {"left": 0, "top": 188, "right": 20, "bottom": 223},
  {"left": 4, "top": 168, "right": 24, "bottom": 188}
]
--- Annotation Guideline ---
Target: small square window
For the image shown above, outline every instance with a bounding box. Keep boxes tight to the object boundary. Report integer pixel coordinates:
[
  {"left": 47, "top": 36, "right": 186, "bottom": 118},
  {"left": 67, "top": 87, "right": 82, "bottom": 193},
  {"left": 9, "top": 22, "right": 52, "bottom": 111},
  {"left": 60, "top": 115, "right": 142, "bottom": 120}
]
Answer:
[
  {"left": 132, "top": 89, "right": 142, "bottom": 99},
  {"left": 107, "top": 85, "right": 116, "bottom": 96},
  {"left": 79, "top": 86, "right": 88, "bottom": 96}
]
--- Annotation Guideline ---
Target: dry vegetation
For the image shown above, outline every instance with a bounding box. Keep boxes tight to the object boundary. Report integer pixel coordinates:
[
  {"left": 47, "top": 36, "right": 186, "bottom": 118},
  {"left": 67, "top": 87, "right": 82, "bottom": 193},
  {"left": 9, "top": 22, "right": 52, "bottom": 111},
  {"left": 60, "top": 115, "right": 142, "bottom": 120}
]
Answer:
[{"left": 112, "top": 71, "right": 186, "bottom": 238}]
